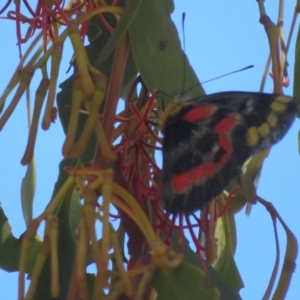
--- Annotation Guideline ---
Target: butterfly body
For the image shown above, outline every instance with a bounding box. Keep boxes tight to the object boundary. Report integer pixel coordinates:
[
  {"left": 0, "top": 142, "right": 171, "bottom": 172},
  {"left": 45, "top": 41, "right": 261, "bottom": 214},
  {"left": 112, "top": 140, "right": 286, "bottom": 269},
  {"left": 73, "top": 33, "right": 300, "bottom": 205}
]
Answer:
[{"left": 160, "top": 92, "right": 297, "bottom": 214}]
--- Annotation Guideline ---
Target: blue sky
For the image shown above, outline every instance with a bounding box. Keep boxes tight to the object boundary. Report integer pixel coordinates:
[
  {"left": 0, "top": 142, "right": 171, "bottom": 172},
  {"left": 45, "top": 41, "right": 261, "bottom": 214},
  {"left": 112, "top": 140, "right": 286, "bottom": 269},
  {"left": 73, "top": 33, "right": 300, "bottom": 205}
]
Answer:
[{"left": 0, "top": 1, "right": 299, "bottom": 299}]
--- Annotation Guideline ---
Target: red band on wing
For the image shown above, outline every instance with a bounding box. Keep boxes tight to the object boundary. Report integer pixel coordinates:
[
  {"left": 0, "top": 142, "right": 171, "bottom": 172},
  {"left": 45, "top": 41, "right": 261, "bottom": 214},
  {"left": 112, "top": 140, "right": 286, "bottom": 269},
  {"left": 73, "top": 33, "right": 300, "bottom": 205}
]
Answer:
[
  {"left": 216, "top": 153, "right": 230, "bottom": 168},
  {"left": 183, "top": 105, "right": 217, "bottom": 122},
  {"left": 214, "top": 113, "right": 239, "bottom": 133},
  {"left": 171, "top": 172, "right": 190, "bottom": 193},
  {"left": 171, "top": 162, "right": 216, "bottom": 193},
  {"left": 171, "top": 113, "right": 239, "bottom": 194},
  {"left": 219, "top": 135, "right": 232, "bottom": 152}
]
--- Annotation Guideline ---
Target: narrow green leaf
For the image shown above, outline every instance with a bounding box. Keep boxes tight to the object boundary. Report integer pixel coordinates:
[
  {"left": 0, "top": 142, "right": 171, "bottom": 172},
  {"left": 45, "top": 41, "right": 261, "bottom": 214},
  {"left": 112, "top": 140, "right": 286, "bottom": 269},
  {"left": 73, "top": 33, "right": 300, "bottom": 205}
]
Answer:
[
  {"left": 94, "top": 0, "right": 143, "bottom": 68},
  {"left": 86, "top": 273, "right": 96, "bottom": 297},
  {"left": 245, "top": 149, "right": 270, "bottom": 182},
  {"left": 239, "top": 173, "right": 257, "bottom": 204},
  {"left": 227, "top": 149, "right": 269, "bottom": 214},
  {"left": 21, "top": 159, "right": 36, "bottom": 226},
  {"left": 215, "top": 251, "right": 244, "bottom": 296},
  {"left": 214, "top": 206, "right": 244, "bottom": 294},
  {"left": 214, "top": 232, "right": 243, "bottom": 294}
]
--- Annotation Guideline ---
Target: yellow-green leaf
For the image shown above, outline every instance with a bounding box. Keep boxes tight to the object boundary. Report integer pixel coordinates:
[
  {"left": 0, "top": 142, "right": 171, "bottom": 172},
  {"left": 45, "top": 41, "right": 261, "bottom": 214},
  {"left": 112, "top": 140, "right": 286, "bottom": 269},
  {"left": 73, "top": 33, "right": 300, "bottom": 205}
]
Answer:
[{"left": 21, "top": 159, "right": 36, "bottom": 226}]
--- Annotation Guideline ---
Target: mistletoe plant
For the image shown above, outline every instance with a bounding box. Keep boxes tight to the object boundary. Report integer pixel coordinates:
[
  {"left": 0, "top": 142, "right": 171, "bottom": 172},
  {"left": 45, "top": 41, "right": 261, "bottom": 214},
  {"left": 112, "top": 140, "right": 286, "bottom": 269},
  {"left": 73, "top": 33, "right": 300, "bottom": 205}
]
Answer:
[{"left": 0, "top": 1, "right": 298, "bottom": 300}]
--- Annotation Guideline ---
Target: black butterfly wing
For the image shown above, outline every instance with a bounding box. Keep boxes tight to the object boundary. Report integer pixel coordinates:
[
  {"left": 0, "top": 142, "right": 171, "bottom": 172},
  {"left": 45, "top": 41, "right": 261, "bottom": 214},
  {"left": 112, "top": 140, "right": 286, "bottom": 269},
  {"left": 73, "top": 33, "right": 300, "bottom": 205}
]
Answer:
[
  {"left": 161, "top": 92, "right": 296, "bottom": 214},
  {"left": 188, "top": 92, "right": 297, "bottom": 155}
]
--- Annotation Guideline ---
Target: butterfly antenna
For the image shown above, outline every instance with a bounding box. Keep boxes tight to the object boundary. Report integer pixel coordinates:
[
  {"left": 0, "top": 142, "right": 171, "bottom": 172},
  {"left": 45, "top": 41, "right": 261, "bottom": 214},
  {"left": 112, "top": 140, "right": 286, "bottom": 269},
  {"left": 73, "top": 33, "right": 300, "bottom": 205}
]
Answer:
[
  {"left": 201, "top": 65, "right": 254, "bottom": 84},
  {"left": 184, "top": 65, "right": 254, "bottom": 94}
]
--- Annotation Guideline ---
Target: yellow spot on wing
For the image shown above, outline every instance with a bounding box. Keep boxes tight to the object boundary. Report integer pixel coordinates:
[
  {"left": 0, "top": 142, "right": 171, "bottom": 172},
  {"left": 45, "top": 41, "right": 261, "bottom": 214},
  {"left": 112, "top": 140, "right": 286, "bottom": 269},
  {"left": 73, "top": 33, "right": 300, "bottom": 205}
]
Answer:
[
  {"left": 267, "top": 112, "right": 277, "bottom": 128},
  {"left": 275, "top": 96, "right": 292, "bottom": 103},
  {"left": 271, "top": 101, "right": 287, "bottom": 113},
  {"left": 247, "top": 127, "right": 260, "bottom": 146},
  {"left": 258, "top": 123, "right": 270, "bottom": 138}
]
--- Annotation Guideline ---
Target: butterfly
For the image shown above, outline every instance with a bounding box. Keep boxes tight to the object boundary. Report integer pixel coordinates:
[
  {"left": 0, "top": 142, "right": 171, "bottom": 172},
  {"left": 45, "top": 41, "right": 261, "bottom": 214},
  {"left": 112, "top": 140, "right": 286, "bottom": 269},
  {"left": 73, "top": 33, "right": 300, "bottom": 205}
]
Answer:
[{"left": 159, "top": 92, "right": 297, "bottom": 214}]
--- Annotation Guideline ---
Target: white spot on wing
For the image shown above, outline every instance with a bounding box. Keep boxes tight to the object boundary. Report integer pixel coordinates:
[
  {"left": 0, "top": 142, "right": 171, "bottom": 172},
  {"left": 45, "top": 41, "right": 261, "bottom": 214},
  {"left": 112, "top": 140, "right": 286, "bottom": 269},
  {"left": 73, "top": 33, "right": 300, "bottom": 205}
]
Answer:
[{"left": 245, "top": 98, "right": 254, "bottom": 113}]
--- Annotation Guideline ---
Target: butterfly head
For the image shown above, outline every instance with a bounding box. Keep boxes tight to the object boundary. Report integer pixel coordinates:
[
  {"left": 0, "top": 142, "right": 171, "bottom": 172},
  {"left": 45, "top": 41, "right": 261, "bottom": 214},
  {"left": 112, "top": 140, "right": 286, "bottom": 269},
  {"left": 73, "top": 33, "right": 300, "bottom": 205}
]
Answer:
[{"left": 158, "top": 97, "right": 189, "bottom": 133}]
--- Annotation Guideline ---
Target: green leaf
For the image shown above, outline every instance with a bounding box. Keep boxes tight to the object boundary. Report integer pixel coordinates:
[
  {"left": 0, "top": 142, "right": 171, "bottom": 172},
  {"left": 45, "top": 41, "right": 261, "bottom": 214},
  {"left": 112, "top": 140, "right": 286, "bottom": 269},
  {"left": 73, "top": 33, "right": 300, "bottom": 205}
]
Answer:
[
  {"left": 227, "top": 149, "right": 269, "bottom": 214},
  {"left": 21, "top": 159, "right": 36, "bottom": 226},
  {"left": 214, "top": 217, "right": 244, "bottom": 294},
  {"left": 0, "top": 205, "right": 41, "bottom": 273},
  {"left": 129, "top": 0, "right": 204, "bottom": 109},
  {"left": 152, "top": 263, "right": 220, "bottom": 300},
  {"left": 86, "top": 273, "right": 96, "bottom": 298},
  {"left": 94, "top": 0, "right": 143, "bottom": 68},
  {"left": 87, "top": 15, "right": 138, "bottom": 98},
  {"left": 0, "top": 205, "right": 20, "bottom": 272},
  {"left": 171, "top": 231, "right": 242, "bottom": 300},
  {"left": 245, "top": 149, "right": 270, "bottom": 181},
  {"left": 238, "top": 173, "right": 257, "bottom": 204},
  {"left": 215, "top": 251, "right": 244, "bottom": 296}
]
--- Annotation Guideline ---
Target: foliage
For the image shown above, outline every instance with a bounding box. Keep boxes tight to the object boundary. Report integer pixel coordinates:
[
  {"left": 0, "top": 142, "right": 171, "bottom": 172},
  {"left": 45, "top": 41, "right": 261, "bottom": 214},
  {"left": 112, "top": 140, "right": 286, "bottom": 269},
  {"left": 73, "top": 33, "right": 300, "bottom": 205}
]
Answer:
[{"left": 0, "top": 1, "right": 298, "bottom": 300}]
